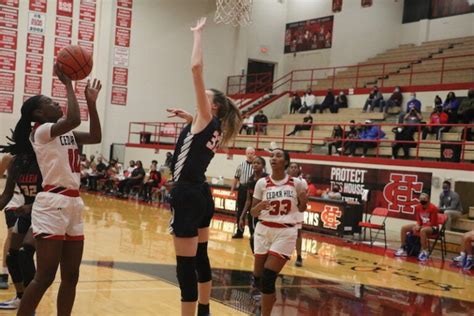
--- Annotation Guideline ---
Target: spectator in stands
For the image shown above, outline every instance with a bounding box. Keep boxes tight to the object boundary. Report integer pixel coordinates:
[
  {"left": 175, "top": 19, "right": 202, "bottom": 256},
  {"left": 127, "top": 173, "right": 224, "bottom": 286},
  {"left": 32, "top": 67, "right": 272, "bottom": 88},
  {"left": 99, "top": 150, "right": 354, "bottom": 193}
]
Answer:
[
  {"left": 337, "top": 120, "right": 358, "bottom": 155},
  {"left": 395, "top": 192, "right": 439, "bottom": 261},
  {"left": 301, "top": 88, "right": 316, "bottom": 113},
  {"left": 306, "top": 174, "right": 318, "bottom": 197},
  {"left": 459, "top": 88, "right": 474, "bottom": 141},
  {"left": 125, "top": 160, "right": 136, "bottom": 177},
  {"left": 422, "top": 105, "right": 449, "bottom": 140},
  {"left": 88, "top": 156, "right": 107, "bottom": 191},
  {"left": 315, "top": 89, "right": 335, "bottom": 114},
  {"left": 289, "top": 92, "right": 302, "bottom": 114},
  {"left": 89, "top": 154, "right": 96, "bottom": 169},
  {"left": 322, "top": 184, "right": 342, "bottom": 200},
  {"left": 327, "top": 125, "right": 343, "bottom": 155},
  {"left": 434, "top": 95, "right": 443, "bottom": 107},
  {"left": 349, "top": 120, "right": 386, "bottom": 157},
  {"left": 439, "top": 181, "right": 463, "bottom": 231},
  {"left": 104, "top": 159, "right": 119, "bottom": 194},
  {"left": 164, "top": 152, "right": 173, "bottom": 168},
  {"left": 392, "top": 126, "right": 416, "bottom": 160},
  {"left": 452, "top": 230, "right": 474, "bottom": 270},
  {"left": 240, "top": 114, "right": 255, "bottom": 135},
  {"left": 362, "top": 86, "right": 383, "bottom": 112},
  {"left": 443, "top": 91, "right": 461, "bottom": 127},
  {"left": 142, "top": 161, "right": 162, "bottom": 202},
  {"left": 381, "top": 86, "right": 403, "bottom": 113},
  {"left": 254, "top": 110, "right": 268, "bottom": 135},
  {"left": 80, "top": 154, "right": 90, "bottom": 187},
  {"left": 287, "top": 112, "right": 313, "bottom": 136},
  {"left": 118, "top": 160, "right": 145, "bottom": 198},
  {"left": 398, "top": 92, "right": 422, "bottom": 123},
  {"left": 334, "top": 90, "right": 348, "bottom": 113}
]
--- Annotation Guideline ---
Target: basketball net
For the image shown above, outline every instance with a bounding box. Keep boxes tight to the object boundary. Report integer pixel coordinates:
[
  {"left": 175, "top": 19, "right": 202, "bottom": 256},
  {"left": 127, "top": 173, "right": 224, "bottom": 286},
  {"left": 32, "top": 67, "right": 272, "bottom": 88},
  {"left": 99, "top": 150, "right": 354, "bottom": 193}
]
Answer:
[{"left": 214, "top": 0, "right": 253, "bottom": 27}]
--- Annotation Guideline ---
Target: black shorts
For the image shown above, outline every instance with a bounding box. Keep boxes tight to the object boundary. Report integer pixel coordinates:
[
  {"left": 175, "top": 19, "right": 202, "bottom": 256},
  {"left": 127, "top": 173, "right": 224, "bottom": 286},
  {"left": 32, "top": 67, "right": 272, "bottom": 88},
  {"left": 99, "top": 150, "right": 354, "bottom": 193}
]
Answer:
[
  {"left": 4, "top": 208, "right": 18, "bottom": 229},
  {"left": 169, "top": 182, "right": 214, "bottom": 238}
]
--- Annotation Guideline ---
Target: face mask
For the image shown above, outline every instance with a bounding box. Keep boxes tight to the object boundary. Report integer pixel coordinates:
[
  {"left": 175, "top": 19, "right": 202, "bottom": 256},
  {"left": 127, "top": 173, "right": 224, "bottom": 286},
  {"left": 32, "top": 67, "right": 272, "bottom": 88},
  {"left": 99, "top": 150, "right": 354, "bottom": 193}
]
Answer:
[
  {"left": 443, "top": 188, "right": 449, "bottom": 193},
  {"left": 420, "top": 200, "right": 428, "bottom": 206},
  {"left": 410, "top": 95, "right": 415, "bottom": 100}
]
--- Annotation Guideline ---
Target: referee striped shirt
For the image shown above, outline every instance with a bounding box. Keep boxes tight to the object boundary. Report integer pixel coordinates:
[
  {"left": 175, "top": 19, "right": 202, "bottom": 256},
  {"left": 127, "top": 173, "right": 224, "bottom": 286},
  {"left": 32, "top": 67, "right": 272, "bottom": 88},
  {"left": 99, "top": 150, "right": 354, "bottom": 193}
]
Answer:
[{"left": 234, "top": 160, "right": 254, "bottom": 185}]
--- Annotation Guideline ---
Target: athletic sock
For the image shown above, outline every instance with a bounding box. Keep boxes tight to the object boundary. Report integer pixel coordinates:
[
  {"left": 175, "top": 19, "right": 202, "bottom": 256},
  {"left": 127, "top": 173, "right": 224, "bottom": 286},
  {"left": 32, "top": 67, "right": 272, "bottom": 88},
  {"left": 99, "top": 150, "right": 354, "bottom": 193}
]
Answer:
[
  {"left": 197, "top": 303, "right": 210, "bottom": 316},
  {"left": 17, "top": 292, "right": 23, "bottom": 299}
]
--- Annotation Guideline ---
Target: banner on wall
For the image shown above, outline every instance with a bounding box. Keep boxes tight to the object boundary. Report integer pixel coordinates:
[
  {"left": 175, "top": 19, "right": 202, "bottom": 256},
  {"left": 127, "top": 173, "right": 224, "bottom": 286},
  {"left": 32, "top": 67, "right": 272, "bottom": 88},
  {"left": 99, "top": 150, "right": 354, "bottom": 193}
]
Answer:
[
  {"left": 284, "top": 16, "right": 333, "bottom": 54},
  {"left": 431, "top": 0, "right": 474, "bottom": 18},
  {"left": 332, "top": 0, "right": 342, "bottom": 13},
  {"left": 361, "top": 0, "right": 372, "bottom": 8},
  {"left": 299, "top": 163, "right": 432, "bottom": 221}
]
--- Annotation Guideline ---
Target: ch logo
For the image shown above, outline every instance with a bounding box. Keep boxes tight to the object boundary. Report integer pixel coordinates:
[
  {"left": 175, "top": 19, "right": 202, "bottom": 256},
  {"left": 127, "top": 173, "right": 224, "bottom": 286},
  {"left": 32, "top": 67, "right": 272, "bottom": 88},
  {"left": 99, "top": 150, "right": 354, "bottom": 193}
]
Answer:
[
  {"left": 383, "top": 174, "right": 423, "bottom": 214},
  {"left": 443, "top": 148, "right": 454, "bottom": 159},
  {"left": 321, "top": 205, "right": 342, "bottom": 230}
]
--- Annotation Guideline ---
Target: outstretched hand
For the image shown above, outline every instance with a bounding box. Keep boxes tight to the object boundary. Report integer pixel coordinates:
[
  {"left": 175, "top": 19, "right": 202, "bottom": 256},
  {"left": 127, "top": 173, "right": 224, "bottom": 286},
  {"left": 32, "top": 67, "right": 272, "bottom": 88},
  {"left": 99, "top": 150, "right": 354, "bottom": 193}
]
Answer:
[
  {"left": 166, "top": 108, "right": 193, "bottom": 123},
  {"left": 54, "top": 63, "right": 72, "bottom": 86},
  {"left": 85, "top": 79, "right": 102, "bottom": 105},
  {"left": 191, "top": 17, "right": 206, "bottom": 32}
]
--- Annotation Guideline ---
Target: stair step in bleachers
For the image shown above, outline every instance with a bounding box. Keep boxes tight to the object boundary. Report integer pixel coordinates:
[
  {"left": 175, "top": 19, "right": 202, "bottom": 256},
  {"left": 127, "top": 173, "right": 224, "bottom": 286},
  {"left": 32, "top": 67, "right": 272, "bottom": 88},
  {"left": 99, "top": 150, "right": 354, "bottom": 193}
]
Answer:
[{"left": 452, "top": 215, "right": 474, "bottom": 232}]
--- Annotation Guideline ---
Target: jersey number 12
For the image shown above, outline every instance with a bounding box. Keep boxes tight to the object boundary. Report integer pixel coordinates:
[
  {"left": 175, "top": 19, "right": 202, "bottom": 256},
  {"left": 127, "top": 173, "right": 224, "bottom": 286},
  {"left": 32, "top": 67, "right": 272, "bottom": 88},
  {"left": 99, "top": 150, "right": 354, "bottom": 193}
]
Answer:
[{"left": 68, "top": 149, "right": 81, "bottom": 173}]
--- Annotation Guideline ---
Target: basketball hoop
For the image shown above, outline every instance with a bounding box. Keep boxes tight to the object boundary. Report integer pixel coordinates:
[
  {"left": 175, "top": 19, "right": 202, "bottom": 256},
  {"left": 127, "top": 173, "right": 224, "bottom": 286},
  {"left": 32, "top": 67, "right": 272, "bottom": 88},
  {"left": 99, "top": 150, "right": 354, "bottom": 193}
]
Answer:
[{"left": 214, "top": 0, "right": 253, "bottom": 27}]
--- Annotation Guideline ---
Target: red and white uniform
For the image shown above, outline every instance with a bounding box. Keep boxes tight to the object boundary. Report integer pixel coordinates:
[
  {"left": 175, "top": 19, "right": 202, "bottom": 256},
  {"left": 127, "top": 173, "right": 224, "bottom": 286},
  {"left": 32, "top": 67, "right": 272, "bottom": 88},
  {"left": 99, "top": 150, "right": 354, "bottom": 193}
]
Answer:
[
  {"left": 5, "top": 186, "right": 24, "bottom": 210},
  {"left": 30, "top": 123, "right": 84, "bottom": 241},
  {"left": 253, "top": 175, "right": 305, "bottom": 259}
]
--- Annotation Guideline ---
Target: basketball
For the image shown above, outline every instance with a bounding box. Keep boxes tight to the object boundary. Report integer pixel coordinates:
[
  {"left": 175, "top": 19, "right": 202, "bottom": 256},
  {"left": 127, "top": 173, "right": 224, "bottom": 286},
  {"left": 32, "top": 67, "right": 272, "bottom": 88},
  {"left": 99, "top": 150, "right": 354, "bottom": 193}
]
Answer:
[{"left": 56, "top": 45, "right": 93, "bottom": 81}]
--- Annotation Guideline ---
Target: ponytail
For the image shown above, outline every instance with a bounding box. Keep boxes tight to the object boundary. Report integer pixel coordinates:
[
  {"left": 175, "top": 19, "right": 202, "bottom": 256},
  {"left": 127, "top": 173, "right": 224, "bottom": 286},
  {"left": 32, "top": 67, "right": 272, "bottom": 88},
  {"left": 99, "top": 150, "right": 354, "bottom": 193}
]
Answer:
[{"left": 210, "top": 89, "right": 242, "bottom": 147}]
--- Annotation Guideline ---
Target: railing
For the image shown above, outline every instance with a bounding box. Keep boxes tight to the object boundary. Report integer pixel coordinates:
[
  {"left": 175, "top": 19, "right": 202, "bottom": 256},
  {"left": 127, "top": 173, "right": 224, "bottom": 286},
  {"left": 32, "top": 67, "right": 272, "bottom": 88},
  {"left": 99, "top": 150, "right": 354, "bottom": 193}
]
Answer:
[
  {"left": 226, "top": 72, "right": 273, "bottom": 95},
  {"left": 227, "top": 53, "right": 474, "bottom": 95},
  {"left": 128, "top": 121, "right": 474, "bottom": 163}
]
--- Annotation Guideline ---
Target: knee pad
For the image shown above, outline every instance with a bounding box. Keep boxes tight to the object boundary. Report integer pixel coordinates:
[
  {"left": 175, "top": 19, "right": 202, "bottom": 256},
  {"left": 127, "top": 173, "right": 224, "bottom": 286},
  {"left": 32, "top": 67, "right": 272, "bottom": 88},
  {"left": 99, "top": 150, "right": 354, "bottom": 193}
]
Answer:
[
  {"left": 6, "top": 249, "right": 22, "bottom": 284},
  {"left": 18, "top": 244, "right": 36, "bottom": 287},
  {"left": 196, "top": 242, "right": 212, "bottom": 283},
  {"left": 176, "top": 256, "right": 197, "bottom": 302},
  {"left": 261, "top": 268, "right": 278, "bottom": 294}
]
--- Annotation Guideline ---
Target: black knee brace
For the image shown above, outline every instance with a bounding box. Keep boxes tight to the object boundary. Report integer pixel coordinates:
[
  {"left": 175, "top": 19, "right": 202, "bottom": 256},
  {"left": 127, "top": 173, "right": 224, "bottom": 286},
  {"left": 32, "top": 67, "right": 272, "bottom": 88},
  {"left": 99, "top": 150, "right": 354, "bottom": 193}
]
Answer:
[
  {"left": 176, "top": 256, "right": 198, "bottom": 302},
  {"left": 196, "top": 242, "right": 212, "bottom": 283},
  {"left": 6, "top": 249, "right": 23, "bottom": 284},
  {"left": 18, "top": 244, "right": 36, "bottom": 287},
  {"left": 261, "top": 268, "right": 278, "bottom": 294}
]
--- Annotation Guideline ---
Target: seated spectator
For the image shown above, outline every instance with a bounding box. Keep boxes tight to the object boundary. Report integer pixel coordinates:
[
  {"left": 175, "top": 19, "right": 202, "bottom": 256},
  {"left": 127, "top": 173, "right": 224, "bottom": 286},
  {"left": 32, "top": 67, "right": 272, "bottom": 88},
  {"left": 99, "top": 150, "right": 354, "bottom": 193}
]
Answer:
[
  {"left": 322, "top": 184, "right": 342, "bottom": 200},
  {"left": 395, "top": 193, "right": 439, "bottom": 261},
  {"left": 381, "top": 86, "right": 402, "bottom": 113},
  {"left": 289, "top": 93, "right": 302, "bottom": 114},
  {"left": 327, "top": 125, "right": 343, "bottom": 155},
  {"left": 287, "top": 112, "right": 313, "bottom": 136},
  {"left": 443, "top": 91, "right": 461, "bottom": 128},
  {"left": 392, "top": 126, "right": 416, "bottom": 160},
  {"left": 315, "top": 89, "right": 335, "bottom": 114},
  {"left": 398, "top": 92, "right": 422, "bottom": 123},
  {"left": 104, "top": 159, "right": 120, "bottom": 194},
  {"left": 79, "top": 154, "right": 90, "bottom": 187},
  {"left": 422, "top": 105, "right": 448, "bottom": 140},
  {"left": 88, "top": 156, "right": 107, "bottom": 191},
  {"left": 118, "top": 160, "right": 145, "bottom": 198},
  {"left": 459, "top": 88, "right": 474, "bottom": 141},
  {"left": 452, "top": 230, "right": 474, "bottom": 270},
  {"left": 334, "top": 90, "right": 348, "bottom": 112},
  {"left": 300, "top": 88, "right": 316, "bottom": 113},
  {"left": 124, "top": 160, "right": 136, "bottom": 178},
  {"left": 349, "top": 120, "right": 386, "bottom": 157},
  {"left": 240, "top": 114, "right": 255, "bottom": 135},
  {"left": 142, "top": 162, "right": 162, "bottom": 202},
  {"left": 305, "top": 174, "right": 318, "bottom": 197},
  {"left": 439, "top": 181, "right": 463, "bottom": 231},
  {"left": 362, "top": 86, "right": 383, "bottom": 112},
  {"left": 337, "top": 120, "right": 358, "bottom": 155},
  {"left": 434, "top": 95, "right": 443, "bottom": 107},
  {"left": 254, "top": 110, "right": 268, "bottom": 135}
]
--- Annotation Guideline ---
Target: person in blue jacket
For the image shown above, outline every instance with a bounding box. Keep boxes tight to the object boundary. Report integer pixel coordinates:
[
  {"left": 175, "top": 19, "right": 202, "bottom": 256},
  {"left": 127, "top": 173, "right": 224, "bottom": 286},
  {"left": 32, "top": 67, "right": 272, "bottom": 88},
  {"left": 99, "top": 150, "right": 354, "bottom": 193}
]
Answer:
[{"left": 349, "top": 120, "right": 386, "bottom": 157}]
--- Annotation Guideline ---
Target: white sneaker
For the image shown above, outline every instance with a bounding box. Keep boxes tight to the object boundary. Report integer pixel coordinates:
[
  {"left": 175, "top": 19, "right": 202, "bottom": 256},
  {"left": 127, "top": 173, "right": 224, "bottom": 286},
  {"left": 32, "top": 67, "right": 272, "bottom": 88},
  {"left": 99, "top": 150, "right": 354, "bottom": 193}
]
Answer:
[
  {"left": 418, "top": 250, "right": 429, "bottom": 261},
  {"left": 453, "top": 252, "right": 466, "bottom": 262},
  {"left": 0, "top": 296, "right": 20, "bottom": 309},
  {"left": 394, "top": 247, "right": 407, "bottom": 257}
]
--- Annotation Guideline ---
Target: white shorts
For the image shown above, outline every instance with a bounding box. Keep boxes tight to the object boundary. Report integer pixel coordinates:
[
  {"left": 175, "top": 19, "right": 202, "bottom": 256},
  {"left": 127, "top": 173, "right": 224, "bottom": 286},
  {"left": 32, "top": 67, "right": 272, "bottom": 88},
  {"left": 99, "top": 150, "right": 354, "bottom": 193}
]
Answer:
[
  {"left": 32, "top": 192, "right": 85, "bottom": 241},
  {"left": 254, "top": 222, "right": 298, "bottom": 260}
]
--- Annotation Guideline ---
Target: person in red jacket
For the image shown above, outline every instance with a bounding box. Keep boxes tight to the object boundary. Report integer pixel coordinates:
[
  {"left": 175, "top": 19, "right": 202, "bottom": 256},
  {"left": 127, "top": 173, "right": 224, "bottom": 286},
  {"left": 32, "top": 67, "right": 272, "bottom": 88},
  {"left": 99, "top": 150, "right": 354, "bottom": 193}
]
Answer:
[
  {"left": 422, "top": 105, "right": 449, "bottom": 140},
  {"left": 395, "top": 193, "right": 439, "bottom": 261}
]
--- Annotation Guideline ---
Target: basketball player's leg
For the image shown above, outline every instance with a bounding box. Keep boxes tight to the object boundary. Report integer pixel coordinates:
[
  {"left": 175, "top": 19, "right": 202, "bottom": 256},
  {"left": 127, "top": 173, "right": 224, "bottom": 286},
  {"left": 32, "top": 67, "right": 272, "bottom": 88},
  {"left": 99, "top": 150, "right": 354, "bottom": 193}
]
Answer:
[
  {"left": 0, "top": 228, "right": 12, "bottom": 289},
  {"left": 57, "top": 240, "right": 84, "bottom": 316},
  {"left": 3, "top": 231, "right": 26, "bottom": 305},
  {"left": 17, "top": 239, "right": 63, "bottom": 316},
  {"left": 18, "top": 228, "right": 36, "bottom": 288},
  {"left": 295, "top": 229, "right": 303, "bottom": 267},
  {"left": 196, "top": 227, "right": 211, "bottom": 315},
  {"left": 261, "top": 254, "right": 287, "bottom": 316},
  {"left": 174, "top": 236, "right": 198, "bottom": 316}
]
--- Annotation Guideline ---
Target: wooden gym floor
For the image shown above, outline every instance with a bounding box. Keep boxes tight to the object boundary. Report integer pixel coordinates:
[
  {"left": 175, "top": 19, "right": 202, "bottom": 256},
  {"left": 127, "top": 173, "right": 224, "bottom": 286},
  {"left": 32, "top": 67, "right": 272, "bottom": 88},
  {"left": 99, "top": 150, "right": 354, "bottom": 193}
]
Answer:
[{"left": 0, "top": 192, "right": 473, "bottom": 315}]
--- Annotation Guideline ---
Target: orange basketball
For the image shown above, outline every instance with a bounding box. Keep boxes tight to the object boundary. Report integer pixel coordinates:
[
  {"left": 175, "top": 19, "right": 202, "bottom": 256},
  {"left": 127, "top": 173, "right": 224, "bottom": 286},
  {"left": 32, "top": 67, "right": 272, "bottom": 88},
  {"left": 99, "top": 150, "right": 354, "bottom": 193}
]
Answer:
[{"left": 56, "top": 45, "right": 93, "bottom": 81}]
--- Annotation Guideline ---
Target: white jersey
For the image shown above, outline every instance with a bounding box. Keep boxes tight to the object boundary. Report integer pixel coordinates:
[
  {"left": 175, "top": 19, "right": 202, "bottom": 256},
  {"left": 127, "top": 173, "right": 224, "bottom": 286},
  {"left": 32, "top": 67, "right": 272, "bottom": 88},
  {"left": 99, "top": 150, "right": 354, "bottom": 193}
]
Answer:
[
  {"left": 253, "top": 175, "right": 304, "bottom": 224},
  {"left": 296, "top": 177, "right": 308, "bottom": 223},
  {"left": 31, "top": 123, "right": 80, "bottom": 190}
]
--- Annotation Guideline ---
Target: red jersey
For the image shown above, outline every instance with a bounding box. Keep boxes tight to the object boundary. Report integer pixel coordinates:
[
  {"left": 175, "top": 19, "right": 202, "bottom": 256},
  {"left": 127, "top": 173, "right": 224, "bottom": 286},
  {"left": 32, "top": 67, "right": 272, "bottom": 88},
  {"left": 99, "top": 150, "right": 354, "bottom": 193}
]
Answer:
[
  {"left": 307, "top": 183, "right": 318, "bottom": 197},
  {"left": 415, "top": 203, "right": 438, "bottom": 227}
]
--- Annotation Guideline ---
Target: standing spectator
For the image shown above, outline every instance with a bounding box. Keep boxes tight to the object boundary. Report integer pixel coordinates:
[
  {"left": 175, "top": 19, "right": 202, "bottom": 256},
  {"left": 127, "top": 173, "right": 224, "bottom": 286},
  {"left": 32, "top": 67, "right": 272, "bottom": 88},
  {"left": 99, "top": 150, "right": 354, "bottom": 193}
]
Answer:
[
  {"left": 337, "top": 120, "right": 358, "bottom": 155},
  {"left": 381, "top": 86, "right": 403, "bottom": 113},
  {"left": 362, "top": 86, "right": 383, "bottom": 112},
  {"left": 398, "top": 92, "right": 422, "bottom": 123},
  {"left": 164, "top": 152, "right": 173, "bottom": 168},
  {"left": 289, "top": 93, "right": 302, "bottom": 114},
  {"left": 315, "top": 89, "right": 335, "bottom": 114},
  {"left": 240, "top": 114, "right": 255, "bottom": 135},
  {"left": 322, "top": 184, "right": 342, "bottom": 200},
  {"left": 422, "top": 105, "right": 449, "bottom": 140},
  {"left": 439, "top": 181, "right": 463, "bottom": 231},
  {"left": 434, "top": 95, "right": 443, "bottom": 107},
  {"left": 443, "top": 91, "right": 460, "bottom": 126},
  {"left": 230, "top": 147, "right": 256, "bottom": 238},
  {"left": 306, "top": 174, "right": 318, "bottom": 197},
  {"left": 287, "top": 112, "right": 313, "bottom": 136},
  {"left": 333, "top": 90, "right": 348, "bottom": 113},
  {"left": 327, "top": 125, "right": 343, "bottom": 155},
  {"left": 392, "top": 126, "right": 416, "bottom": 160},
  {"left": 118, "top": 160, "right": 145, "bottom": 198},
  {"left": 349, "top": 120, "right": 385, "bottom": 157},
  {"left": 395, "top": 193, "right": 439, "bottom": 261},
  {"left": 301, "top": 88, "right": 316, "bottom": 113},
  {"left": 458, "top": 88, "right": 474, "bottom": 141},
  {"left": 253, "top": 111, "right": 268, "bottom": 135}
]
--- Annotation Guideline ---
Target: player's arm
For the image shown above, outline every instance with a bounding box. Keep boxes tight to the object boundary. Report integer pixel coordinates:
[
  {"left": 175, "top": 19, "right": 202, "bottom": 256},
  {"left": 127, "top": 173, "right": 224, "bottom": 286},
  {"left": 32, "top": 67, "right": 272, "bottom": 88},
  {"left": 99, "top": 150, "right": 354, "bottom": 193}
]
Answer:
[
  {"left": 0, "top": 160, "right": 18, "bottom": 210},
  {"left": 166, "top": 108, "right": 193, "bottom": 124},
  {"left": 0, "top": 154, "right": 13, "bottom": 176},
  {"left": 250, "top": 179, "right": 269, "bottom": 217},
  {"left": 239, "top": 190, "right": 252, "bottom": 230},
  {"left": 190, "top": 17, "right": 212, "bottom": 132},
  {"left": 50, "top": 64, "right": 81, "bottom": 138},
  {"left": 297, "top": 185, "right": 308, "bottom": 213},
  {"left": 74, "top": 79, "right": 102, "bottom": 145}
]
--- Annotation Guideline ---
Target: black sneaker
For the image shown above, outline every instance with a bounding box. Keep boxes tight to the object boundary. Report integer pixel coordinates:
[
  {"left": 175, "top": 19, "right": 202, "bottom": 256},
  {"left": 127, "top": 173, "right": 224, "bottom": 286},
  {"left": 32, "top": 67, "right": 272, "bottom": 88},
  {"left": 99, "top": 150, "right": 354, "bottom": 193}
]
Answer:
[
  {"left": 0, "top": 274, "right": 8, "bottom": 290},
  {"left": 295, "top": 256, "right": 303, "bottom": 267},
  {"left": 232, "top": 233, "right": 243, "bottom": 239}
]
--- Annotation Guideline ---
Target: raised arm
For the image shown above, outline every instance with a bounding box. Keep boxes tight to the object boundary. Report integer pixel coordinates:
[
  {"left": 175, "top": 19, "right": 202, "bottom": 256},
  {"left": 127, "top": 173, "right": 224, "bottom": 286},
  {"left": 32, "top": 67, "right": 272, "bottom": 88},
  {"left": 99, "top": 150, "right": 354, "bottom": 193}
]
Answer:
[
  {"left": 50, "top": 64, "right": 81, "bottom": 138},
  {"left": 74, "top": 79, "right": 102, "bottom": 145}
]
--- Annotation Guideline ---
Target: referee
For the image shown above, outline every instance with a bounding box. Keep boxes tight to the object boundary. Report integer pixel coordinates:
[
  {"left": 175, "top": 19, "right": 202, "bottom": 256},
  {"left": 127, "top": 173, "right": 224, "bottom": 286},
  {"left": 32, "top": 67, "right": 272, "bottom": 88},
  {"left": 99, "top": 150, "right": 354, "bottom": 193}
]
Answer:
[{"left": 230, "top": 147, "right": 255, "bottom": 238}]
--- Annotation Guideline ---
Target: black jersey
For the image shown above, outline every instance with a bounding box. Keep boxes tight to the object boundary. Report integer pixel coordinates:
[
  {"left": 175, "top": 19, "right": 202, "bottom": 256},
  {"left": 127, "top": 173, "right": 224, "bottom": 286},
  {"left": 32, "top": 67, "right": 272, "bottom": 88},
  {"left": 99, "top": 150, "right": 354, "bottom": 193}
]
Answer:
[
  {"left": 171, "top": 117, "right": 221, "bottom": 183},
  {"left": 14, "top": 154, "right": 43, "bottom": 205}
]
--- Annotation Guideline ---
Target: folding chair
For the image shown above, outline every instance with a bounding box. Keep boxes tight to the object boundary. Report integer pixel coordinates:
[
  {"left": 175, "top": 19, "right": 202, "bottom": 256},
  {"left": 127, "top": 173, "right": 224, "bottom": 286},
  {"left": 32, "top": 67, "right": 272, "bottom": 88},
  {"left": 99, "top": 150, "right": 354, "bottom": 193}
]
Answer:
[
  {"left": 427, "top": 213, "right": 448, "bottom": 260},
  {"left": 358, "top": 207, "right": 389, "bottom": 248},
  {"left": 359, "top": 207, "right": 388, "bottom": 249}
]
